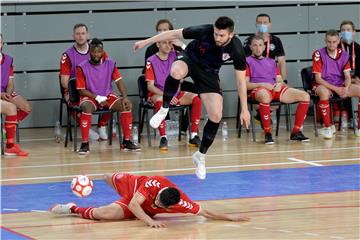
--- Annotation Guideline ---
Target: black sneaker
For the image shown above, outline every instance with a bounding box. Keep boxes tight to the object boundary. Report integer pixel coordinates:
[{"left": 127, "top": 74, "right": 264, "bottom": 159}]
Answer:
[
  {"left": 265, "top": 132, "right": 274, "bottom": 145},
  {"left": 121, "top": 140, "right": 141, "bottom": 151},
  {"left": 189, "top": 135, "right": 201, "bottom": 147},
  {"left": 290, "top": 131, "right": 310, "bottom": 142},
  {"left": 78, "top": 142, "right": 90, "bottom": 155},
  {"left": 159, "top": 137, "right": 168, "bottom": 150}
]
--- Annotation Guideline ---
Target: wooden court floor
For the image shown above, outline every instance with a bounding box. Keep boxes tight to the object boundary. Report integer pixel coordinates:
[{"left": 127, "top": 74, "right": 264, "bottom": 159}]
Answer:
[{"left": 1, "top": 118, "right": 359, "bottom": 239}]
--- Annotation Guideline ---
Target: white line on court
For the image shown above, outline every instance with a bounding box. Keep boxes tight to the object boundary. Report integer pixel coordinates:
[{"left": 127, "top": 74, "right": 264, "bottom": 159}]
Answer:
[
  {"left": 2, "top": 146, "right": 359, "bottom": 170},
  {"left": 277, "top": 229, "right": 293, "bottom": 233},
  {"left": 329, "top": 236, "right": 345, "bottom": 239},
  {"left": 288, "top": 157, "right": 323, "bottom": 166},
  {"left": 3, "top": 208, "right": 19, "bottom": 211},
  {"left": 304, "top": 232, "right": 320, "bottom": 236},
  {"left": 1, "top": 158, "right": 359, "bottom": 182},
  {"left": 31, "top": 210, "right": 47, "bottom": 213}
]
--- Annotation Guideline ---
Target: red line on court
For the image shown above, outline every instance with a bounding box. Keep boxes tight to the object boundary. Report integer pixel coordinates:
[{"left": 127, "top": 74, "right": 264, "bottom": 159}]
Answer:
[
  {"left": 6, "top": 205, "right": 359, "bottom": 229},
  {"left": 1, "top": 226, "right": 36, "bottom": 239}
]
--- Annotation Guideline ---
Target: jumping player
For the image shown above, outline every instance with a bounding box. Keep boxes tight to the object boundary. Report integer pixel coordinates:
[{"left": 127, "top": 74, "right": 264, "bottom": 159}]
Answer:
[{"left": 133, "top": 16, "right": 250, "bottom": 180}]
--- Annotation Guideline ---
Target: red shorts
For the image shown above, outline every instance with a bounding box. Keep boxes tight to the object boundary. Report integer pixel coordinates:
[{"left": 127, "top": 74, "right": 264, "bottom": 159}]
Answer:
[
  {"left": 249, "top": 86, "right": 288, "bottom": 101},
  {"left": 111, "top": 173, "right": 147, "bottom": 219},
  {"left": 148, "top": 91, "right": 186, "bottom": 105},
  {"left": 80, "top": 93, "right": 120, "bottom": 110}
]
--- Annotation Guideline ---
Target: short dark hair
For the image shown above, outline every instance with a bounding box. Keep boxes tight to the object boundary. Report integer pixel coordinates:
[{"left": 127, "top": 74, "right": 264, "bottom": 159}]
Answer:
[
  {"left": 159, "top": 187, "right": 180, "bottom": 208},
  {"left": 340, "top": 20, "right": 355, "bottom": 31},
  {"left": 156, "top": 19, "right": 174, "bottom": 31},
  {"left": 73, "top": 23, "right": 88, "bottom": 32},
  {"left": 250, "top": 35, "right": 264, "bottom": 45},
  {"left": 325, "top": 29, "right": 339, "bottom": 38},
  {"left": 256, "top": 13, "right": 271, "bottom": 22},
  {"left": 89, "top": 38, "right": 103, "bottom": 49},
  {"left": 214, "top": 16, "right": 234, "bottom": 32}
]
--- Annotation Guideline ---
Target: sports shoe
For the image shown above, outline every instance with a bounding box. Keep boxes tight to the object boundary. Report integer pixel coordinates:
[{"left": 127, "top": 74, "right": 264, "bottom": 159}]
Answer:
[
  {"left": 159, "top": 137, "right": 168, "bottom": 150},
  {"left": 290, "top": 131, "right": 310, "bottom": 142},
  {"left": 78, "top": 142, "right": 90, "bottom": 155},
  {"left": 323, "top": 127, "right": 333, "bottom": 139},
  {"left": 150, "top": 107, "right": 169, "bottom": 128},
  {"left": 50, "top": 202, "right": 76, "bottom": 215},
  {"left": 318, "top": 125, "right": 336, "bottom": 135},
  {"left": 89, "top": 129, "right": 99, "bottom": 141},
  {"left": 264, "top": 132, "right": 274, "bottom": 145},
  {"left": 121, "top": 140, "right": 141, "bottom": 151},
  {"left": 189, "top": 135, "right": 201, "bottom": 147},
  {"left": 192, "top": 151, "right": 206, "bottom": 180},
  {"left": 98, "top": 126, "right": 108, "bottom": 140},
  {"left": 5, "top": 144, "right": 29, "bottom": 157}
]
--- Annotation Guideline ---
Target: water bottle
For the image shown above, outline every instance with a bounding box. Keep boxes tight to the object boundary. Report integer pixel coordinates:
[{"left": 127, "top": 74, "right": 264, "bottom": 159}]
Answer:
[
  {"left": 222, "top": 121, "right": 228, "bottom": 141},
  {"left": 132, "top": 126, "right": 139, "bottom": 144},
  {"left": 2, "top": 129, "right": 6, "bottom": 143},
  {"left": 341, "top": 111, "right": 348, "bottom": 132},
  {"left": 112, "top": 120, "right": 117, "bottom": 138},
  {"left": 271, "top": 111, "right": 277, "bottom": 127},
  {"left": 54, "top": 121, "right": 61, "bottom": 143}
]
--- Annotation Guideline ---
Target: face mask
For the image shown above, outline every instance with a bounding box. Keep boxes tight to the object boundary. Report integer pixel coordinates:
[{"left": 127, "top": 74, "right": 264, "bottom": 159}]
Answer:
[
  {"left": 256, "top": 24, "right": 269, "bottom": 33},
  {"left": 341, "top": 31, "right": 352, "bottom": 42}
]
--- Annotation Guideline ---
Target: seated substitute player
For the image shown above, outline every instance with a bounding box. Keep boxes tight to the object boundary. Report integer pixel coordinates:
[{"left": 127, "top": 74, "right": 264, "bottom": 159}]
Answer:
[
  {"left": 76, "top": 38, "right": 140, "bottom": 154},
  {"left": 1, "top": 33, "right": 32, "bottom": 124},
  {"left": 1, "top": 100, "right": 28, "bottom": 156},
  {"left": 145, "top": 40, "right": 202, "bottom": 150},
  {"left": 312, "top": 29, "right": 360, "bottom": 139},
  {"left": 246, "top": 36, "right": 310, "bottom": 144},
  {"left": 60, "top": 23, "right": 111, "bottom": 140},
  {"left": 50, "top": 173, "right": 249, "bottom": 228}
]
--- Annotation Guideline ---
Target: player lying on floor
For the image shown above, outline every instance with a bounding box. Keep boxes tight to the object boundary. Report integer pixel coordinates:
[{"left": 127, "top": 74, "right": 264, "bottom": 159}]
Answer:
[{"left": 50, "top": 173, "right": 249, "bottom": 228}]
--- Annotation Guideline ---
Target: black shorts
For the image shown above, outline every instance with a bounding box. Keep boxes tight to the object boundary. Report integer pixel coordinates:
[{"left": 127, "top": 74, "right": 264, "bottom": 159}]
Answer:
[{"left": 175, "top": 53, "right": 222, "bottom": 95}]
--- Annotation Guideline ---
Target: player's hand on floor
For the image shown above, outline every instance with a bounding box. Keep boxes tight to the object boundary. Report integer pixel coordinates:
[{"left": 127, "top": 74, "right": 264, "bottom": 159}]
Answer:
[
  {"left": 148, "top": 220, "right": 167, "bottom": 228},
  {"left": 229, "top": 214, "right": 250, "bottom": 222}
]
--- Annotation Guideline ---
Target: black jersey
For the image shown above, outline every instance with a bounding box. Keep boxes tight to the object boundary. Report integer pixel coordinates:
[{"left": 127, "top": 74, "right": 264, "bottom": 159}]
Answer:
[
  {"left": 243, "top": 34, "right": 285, "bottom": 59},
  {"left": 182, "top": 24, "right": 246, "bottom": 74},
  {"left": 339, "top": 40, "right": 360, "bottom": 78}
]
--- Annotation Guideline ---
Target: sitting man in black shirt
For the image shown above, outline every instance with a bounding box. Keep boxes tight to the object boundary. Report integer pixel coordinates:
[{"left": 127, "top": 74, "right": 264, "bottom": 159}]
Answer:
[{"left": 134, "top": 16, "right": 250, "bottom": 180}]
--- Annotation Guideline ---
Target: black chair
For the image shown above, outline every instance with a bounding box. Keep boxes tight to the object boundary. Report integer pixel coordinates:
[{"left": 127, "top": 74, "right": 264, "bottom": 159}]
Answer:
[
  {"left": 58, "top": 76, "right": 68, "bottom": 127},
  {"left": 301, "top": 66, "right": 356, "bottom": 136},
  {"left": 137, "top": 75, "right": 190, "bottom": 146},
  {"left": 237, "top": 97, "right": 292, "bottom": 142},
  {"left": 64, "top": 78, "right": 121, "bottom": 152}
]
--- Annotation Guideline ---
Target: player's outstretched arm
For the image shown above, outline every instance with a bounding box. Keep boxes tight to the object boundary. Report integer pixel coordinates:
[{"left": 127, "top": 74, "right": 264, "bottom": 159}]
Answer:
[
  {"left": 128, "top": 191, "right": 167, "bottom": 228},
  {"left": 198, "top": 207, "right": 250, "bottom": 222},
  {"left": 133, "top": 29, "right": 184, "bottom": 52}
]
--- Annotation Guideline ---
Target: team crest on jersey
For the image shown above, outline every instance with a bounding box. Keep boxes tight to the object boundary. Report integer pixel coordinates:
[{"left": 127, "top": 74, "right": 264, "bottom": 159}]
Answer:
[
  {"left": 270, "top": 43, "right": 275, "bottom": 51},
  {"left": 222, "top": 53, "right": 230, "bottom": 61}
]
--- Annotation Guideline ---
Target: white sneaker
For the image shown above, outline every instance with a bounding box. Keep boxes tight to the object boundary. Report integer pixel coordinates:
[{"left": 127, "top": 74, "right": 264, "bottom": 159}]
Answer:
[
  {"left": 355, "top": 129, "right": 360, "bottom": 137},
  {"left": 323, "top": 127, "right": 333, "bottom": 139},
  {"left": 50, "top": 202, "right": 76, "bottom": 215},
  {"left": 192, "top": 151, "right": 206, "bottom": 180},
  {"left": 150, "top": 107, "right": 169, "bottom": 129},
  {"left": 319, "top": 125, "right": 336, "bottom": 135},
  {"left": 89, "top": 129, "right": 99, "bottom": 141},
  {"left": 98, "top": 126, "right": 108, "bottom": 140}
]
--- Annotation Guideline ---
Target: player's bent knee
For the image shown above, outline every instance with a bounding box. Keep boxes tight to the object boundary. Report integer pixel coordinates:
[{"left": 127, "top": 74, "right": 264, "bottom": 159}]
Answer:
[
  {"left": 170, "top": 68, "right": 186, "bottom": 80},
  {"left": 209, "top": 113, "right": 222, "bottom": 123}
]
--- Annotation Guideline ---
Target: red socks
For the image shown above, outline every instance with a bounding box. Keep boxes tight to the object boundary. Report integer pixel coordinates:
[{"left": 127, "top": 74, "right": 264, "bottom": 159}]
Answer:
[
  {"left": 70, "top": 206, "right": 96, "bottom": 220},
  {"left": 259, "top": 103, "right": 271, "bottom": 133},
  {"left": 98, "top": 113, "right": 112, "bottom": 127},
  {"left": 318, "top": 100, "right": 331, "bottom": 127},
  {"left": 120, "top": 111, "right": 132, "bottom": 140},
  {"left": 5, "top": 115, "right": 17, "bottom": 148},
  {"left": 80, "top": 112, "right": 92, "bottom": 142},
  {"left": 17, "top": 110, "right": 29, "bottom": 122},
  {"left": 292, "top": 101, "right": 309, "bottom": 134},
  {"left": 190, "top": 96, "right": 201, "bottom": 133},
  {"left": 155, "top": 101, "right": 166, "bottom": 136}
]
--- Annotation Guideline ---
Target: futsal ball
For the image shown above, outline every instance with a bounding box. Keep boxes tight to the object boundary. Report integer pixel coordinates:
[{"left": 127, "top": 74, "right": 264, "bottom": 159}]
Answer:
[{"left": 71, "top": 175, "right": 93, "bottom": 197}]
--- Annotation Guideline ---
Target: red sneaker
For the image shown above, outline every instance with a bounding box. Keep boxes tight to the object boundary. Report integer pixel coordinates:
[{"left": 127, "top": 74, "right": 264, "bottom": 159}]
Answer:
[{"left": 5, "top": 144, "right": 29, "bottom": 156}]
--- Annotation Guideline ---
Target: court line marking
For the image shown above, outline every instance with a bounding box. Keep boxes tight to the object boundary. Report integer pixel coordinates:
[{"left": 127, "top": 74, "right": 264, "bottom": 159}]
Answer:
[
  {"left": 277, "top": 229, "right": 293, "bottom": 233},
  {"left": 1, "top": 158, "right": 359, "bottom": 182},
  {"left": 329, "top": 236, "right": 345, "bottom": 239},
  {"left": 304, "top": 232, "right": 320, "bottom": 236},
  {"left": 2, "top": 208, "right": 19, "bottom": 211},
  {"left": 0, "top": 226, "right": 36, "bottom": 240},
  {"left": 288, "top": 157, "right": 323, "bottom": 166},
  {"left": 1, "top": 146, "right": 359, "bottom": 170}
]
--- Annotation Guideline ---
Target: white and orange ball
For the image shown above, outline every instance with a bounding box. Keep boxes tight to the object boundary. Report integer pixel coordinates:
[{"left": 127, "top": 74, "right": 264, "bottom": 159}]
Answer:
[{"left": 71, "top": 175, "right": 93, "bottom": 197}]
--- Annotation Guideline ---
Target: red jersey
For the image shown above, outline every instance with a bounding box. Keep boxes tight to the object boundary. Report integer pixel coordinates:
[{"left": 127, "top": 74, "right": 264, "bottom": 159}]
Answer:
[
  {"left": 112, "top": 173, "right": 201, "bottom": 217},
  {"left": 144, "top": 61, "right": 155, "bottom": 82},
  {"left": 312, "top": 48, "right": 351, "bottom": 74}
]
